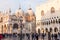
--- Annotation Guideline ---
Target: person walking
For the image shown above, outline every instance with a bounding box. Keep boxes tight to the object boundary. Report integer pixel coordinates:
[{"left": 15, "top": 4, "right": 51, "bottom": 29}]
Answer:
[
  {"left": 26, "top": 33, "right": 30, "bottom": 40},
  {"left": 32, "top": 33, "right": 34, "bottom": 40},
  {"left": 34, "top": 32, "right": 36, "bottom": 40},
  {"left": 58, "top": 32, "right": 60, "bottom": 40},
  {"left": 35, "top": 33, "right": 39, "bottom": 40},
  {"left": 51, "top": 33, "right": 53, "bottom": 40},
  {"left": 48, "top": 32, "right": 51, "bottom": 40},
  {"left": 54, "top": 33, "right": 57, "bottom": 40},
  {"left": 0, "top": 34, "right": 3, "bottom": 40},
  {"left": 42, "top": 31, "right": 45, "bottom": 40}
]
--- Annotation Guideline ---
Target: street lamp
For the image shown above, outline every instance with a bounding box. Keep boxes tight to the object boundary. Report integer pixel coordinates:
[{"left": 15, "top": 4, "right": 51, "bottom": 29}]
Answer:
[{"left": 20, "top": 16, "right": 23, "bottom": 40}]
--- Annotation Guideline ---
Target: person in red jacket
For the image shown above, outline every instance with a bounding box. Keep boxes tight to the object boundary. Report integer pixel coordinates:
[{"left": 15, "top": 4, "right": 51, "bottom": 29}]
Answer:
[{"left": 0, "top": 34, "right": 3, "bottom": 40}]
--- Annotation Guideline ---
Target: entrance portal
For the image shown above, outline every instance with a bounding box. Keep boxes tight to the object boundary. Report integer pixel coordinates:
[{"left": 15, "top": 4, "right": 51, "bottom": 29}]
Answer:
[{"left": 13, "top": 23, "right": 18, "bottom": 29}]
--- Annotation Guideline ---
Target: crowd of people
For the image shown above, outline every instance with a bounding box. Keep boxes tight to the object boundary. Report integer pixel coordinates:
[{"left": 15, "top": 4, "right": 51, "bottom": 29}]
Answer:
[{"left": 0, "top": 31, "right": 60, "bottom": 40}]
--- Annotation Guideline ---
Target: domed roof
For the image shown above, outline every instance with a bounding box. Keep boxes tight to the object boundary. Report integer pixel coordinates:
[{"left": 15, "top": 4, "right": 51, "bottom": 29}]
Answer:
[
  {"left": 5, "top": 8, "right": 11, "bottom": 15},
  {"left": 27, "top": 7, "right": 34, "bottom": 16},
  {"left": 0, "top": 11, "right": 3, "bottom": 16},
  {"left": 15, "top": 8, "right": 24, "bottom": 17},
  {"left": 25, "top": 9, "right": 35, "bottom": 22}
]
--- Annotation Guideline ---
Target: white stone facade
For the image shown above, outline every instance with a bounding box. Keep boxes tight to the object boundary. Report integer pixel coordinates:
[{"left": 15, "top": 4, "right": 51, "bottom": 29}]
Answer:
[
  {"left": 0, "top": 8, "right": 36, "bottom": 34},
  {"left": 35, "top": 0, "right": 60, "bottom": 34}
]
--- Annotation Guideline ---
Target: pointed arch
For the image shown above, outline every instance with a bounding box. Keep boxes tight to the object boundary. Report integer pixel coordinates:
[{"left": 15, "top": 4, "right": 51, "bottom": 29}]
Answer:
[
  {"left": 54, "top": 27, "right": 58, "bottom": 32},
  {"left": 41, "top": 10, "right": 44, "bottom": 16},
  {"left": 51, "top": 7, "right": 55, "bottom": 13},
  {"left": 50, "top": 28, "right": 52, "bottom": 32},
  {"left": 13, "top": 23, "right": 18, "bottom": 29},
  {"left": 45, "top": 28, "right": 48, "bottom": 32}
]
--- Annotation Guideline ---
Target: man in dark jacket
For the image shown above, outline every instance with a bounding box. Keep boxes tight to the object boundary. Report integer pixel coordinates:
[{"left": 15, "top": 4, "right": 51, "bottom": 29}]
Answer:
[
  {"left": 51, "top": 33, "right": 53, "bottom": 40},
  {"left": 54, "top": 33, "right": 57, "bottom": 40},
  {"left": 32, "top": 33, "right": 34, "bottom": 40},
  {"left": 48, "top": 32, "right": 51, "bottom": 40},
  {"left": 42, "top": 31, "right": 45, "bottom": 40},
  {"left": 26, "top": 33, "right": 30, "bottom": 40},
  {"left": 35, "top": 32, "right": 39, "bottom": 40}
]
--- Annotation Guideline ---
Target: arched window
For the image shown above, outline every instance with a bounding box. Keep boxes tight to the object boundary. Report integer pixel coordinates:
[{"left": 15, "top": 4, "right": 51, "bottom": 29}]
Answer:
[
  {"left": 44, "top": 21, "right": 45, "bottom": 25},
  {"left": 20, "top": 16, "right": 23, "bottom": 22},
  {"left": 53, "top": 20, "right": 55, "bottom": 23},
  {"left": 58, "top": 19, "right": 60, "bottom": 24},
  {"left": 49, "top": 21, "right": 50, "bottom": 25},
  {"left": 51, "top": 7, "right": 55, "bottom": 13},
  {"left": 46, "top": 21, "right": 48, "bottom": 25},
  {"left": 37, "top": 22, "right": 40, "bottom": 26},
  {"left": 41, "top": 10, "right": 44, "bottom": 16},
  {"left": 57, "top": 16, "right": 58, "bottom": 18},
  {"left": 54, "top": 27, "right": 58, "bottom": 32},
  {"left": 56, "top": 19, "right": 58, "bottom": 23},
  {"left": 0, "top": 17, "right": 3, "bottom": 22},
  {"left": 51, "top": 20, "right": 52, "bottom": 23},
  {"left": 38, "top": 29, "right": 40, "bottom": 34},
  {"left": 41, "top": 28, "right": 44, "bottom": 33},
  {"left": 4, "top": 24, "right": 7, "bottom": 33},
  {"left": 41, "top": 22, "right": 44, "bottom": 25},
  {"left": 13, "top": 23, "right": 18, "bottom": 29},
  {"left": 54, "top": 17, "right": 56, "bottom": 18},
  {"left": 50, "top": 28, "right": 52, "bottom": 32},
  {"left": 43, "top": 22, "right": 45, "bottom": 25},
  {"left": 2, "top": 25, "right": 3, "bottom": 33},
  {"left": 45, "top": 28, "right": 48, "bottom": 32}
]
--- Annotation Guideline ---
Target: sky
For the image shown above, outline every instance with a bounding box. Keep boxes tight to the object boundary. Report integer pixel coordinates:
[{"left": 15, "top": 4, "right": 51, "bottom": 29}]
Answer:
[{"left": 0, "top": 0, "right": 47, "bottom": 13}]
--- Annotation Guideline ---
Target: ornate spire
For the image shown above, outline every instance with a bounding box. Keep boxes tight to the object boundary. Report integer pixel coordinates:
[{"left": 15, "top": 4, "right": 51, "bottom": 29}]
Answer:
[
  {"left": 5, "top": 8, "right": 11, "bottom": 15},
  {"left": 9, "top": 8, "right": 11, "bottom": 13},
  {"left": 28, "top": 4, "right": 32, "bottom": 10},
  {"left": 19, "top": 4, "right": 21, "bottom": 10}
]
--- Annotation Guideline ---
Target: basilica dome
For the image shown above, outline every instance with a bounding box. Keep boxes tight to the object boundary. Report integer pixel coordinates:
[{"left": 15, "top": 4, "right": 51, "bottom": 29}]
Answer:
[
  {"left": 25, "top": 8, "right": 35, "bottom": 22},
  {"left": 27, "top": 7, "right": 35, "bottom": 16},
  {"left": 15, "top": 8, "right": 24, "bottom": 17}
]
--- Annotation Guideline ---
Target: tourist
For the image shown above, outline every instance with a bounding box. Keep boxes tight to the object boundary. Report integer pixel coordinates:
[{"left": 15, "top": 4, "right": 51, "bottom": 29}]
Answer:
[
  {"left": 42, "top": 31, "right": 45, "bottom": 40},
  {"left": 48, "top": 32, "right": 51, "bottom": 40},
  {"left": 0, "top": 34, "right": 3, "bottom": 40},
  {"left": 54, "top": 33, "right": 57, "bottom": 40},
  {"left": 51, "top": 33, "right": 53, "bottom": 40},
  {"left": 35, "top": 32, "right": 39, "bottom": 40},
  {"left": 26, "top": 33, "right": 30, "bottom": 40},
  {"left": 32, "top": 33, "right": 34, "bottom": 40}
]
